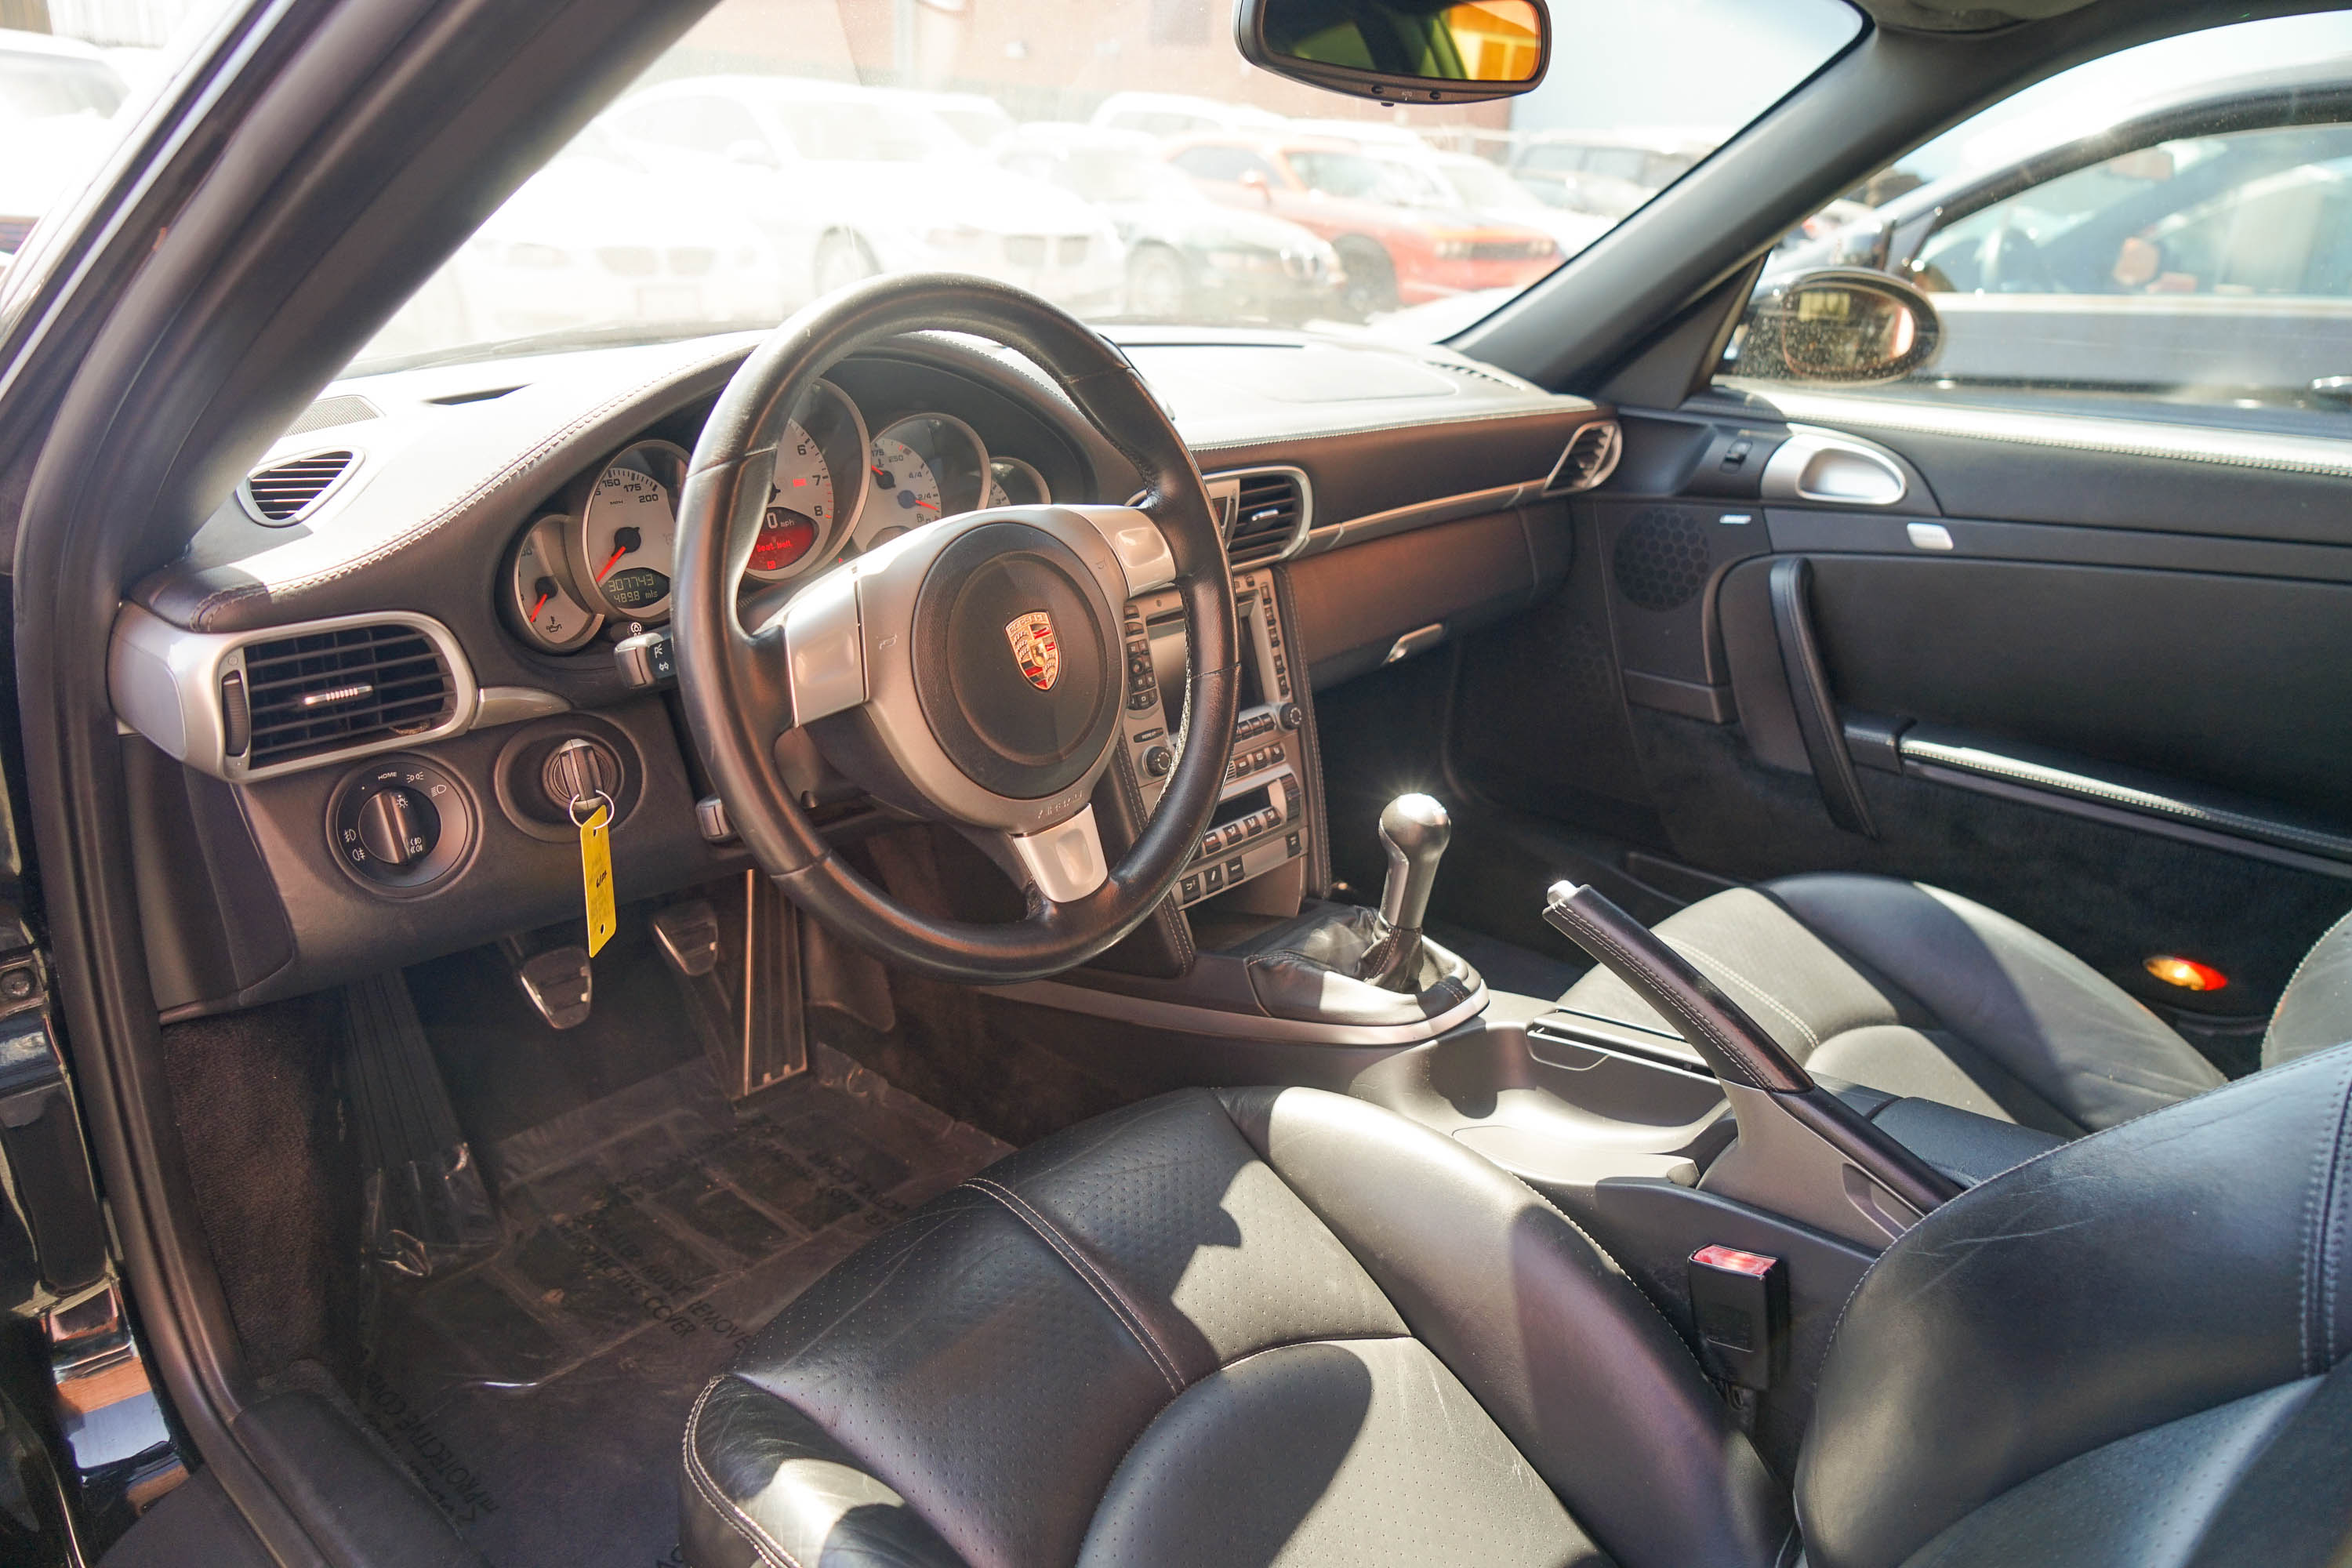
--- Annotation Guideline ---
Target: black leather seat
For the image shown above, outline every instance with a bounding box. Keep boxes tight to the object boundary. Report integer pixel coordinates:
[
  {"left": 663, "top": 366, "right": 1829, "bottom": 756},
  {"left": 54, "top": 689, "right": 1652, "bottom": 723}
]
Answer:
[
  {"left": 679, "top": 1047, "right": 2352, "bottom": 1567},
  {"left": 1559, "top": 873, "right": 2352, "bottom": 1135}
]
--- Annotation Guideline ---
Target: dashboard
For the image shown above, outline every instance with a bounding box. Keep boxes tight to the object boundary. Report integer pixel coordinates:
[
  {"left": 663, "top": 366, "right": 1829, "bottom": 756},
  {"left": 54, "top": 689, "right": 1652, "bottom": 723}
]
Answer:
[
  {"left": 500, "top": 378, "right": 1067, "bottom": 655},
  {"left": 109, "top": 325, "right": 1615, "bottom": 1018}
]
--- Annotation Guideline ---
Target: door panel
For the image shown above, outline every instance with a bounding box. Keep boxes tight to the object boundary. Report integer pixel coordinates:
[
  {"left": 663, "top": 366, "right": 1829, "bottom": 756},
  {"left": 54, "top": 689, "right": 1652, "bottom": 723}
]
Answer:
[{"left": 1448, "top": 401, "right": 2352, "bottom": 1044}]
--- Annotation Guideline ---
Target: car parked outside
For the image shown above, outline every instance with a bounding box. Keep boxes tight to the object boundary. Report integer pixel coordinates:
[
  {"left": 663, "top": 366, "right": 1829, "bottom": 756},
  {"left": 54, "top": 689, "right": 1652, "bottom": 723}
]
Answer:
[
  {"left": 866, "top": 87, "right": 1018, "bottom": 150},
  {"left": 994, "top": 123, "right": 1345, "bottom": 324},
  {"left": 1753, "top": 56, "right": 2352, "bottom": 426},
  {"left": 0, "top": 27, "right": 129, "bottom": 260},
  {"left": 367, "top": 121, "right": 788, "bottom": 357},
  {"left": 1510, "top": 128, "right": 1720, "bottom": 219},
  {"left": 1167, "top": 132, "right": 1558, "bottom": 315},
  {"left": 603, "top": 77, "right": 1123, "bottom": 312},
  {"left": 1088, "top": 89, "right": 1285, "bottom": 140}
]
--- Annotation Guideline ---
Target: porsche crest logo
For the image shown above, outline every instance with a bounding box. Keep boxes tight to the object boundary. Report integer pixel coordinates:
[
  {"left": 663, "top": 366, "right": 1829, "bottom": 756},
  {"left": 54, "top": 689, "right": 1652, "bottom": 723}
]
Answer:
[{"left": 1004, "top": 611, "right": 1061, "bottom": 691}]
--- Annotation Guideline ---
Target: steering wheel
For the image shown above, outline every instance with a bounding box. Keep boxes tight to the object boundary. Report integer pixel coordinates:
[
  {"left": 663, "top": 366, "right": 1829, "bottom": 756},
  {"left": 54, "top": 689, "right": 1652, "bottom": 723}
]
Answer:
[{"left": 670, "top": 275, "right": 1240, "bottom": 985}]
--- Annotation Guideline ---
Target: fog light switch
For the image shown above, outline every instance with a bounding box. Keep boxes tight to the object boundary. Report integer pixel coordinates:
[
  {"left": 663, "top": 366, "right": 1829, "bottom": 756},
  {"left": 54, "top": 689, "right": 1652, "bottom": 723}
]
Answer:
[{"left": 1688, "top": 1244, "right": 1786, "bottom": 1392}]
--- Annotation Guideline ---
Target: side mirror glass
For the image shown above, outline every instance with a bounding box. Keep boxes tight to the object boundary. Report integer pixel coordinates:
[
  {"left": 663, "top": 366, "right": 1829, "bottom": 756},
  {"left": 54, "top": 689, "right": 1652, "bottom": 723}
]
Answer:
[
  {"left": 1733, "top": 269, "right": 1941, "bottom": 387},
  {"left": 1236, "top": 0, "right": 1549, "bottom": 106}
]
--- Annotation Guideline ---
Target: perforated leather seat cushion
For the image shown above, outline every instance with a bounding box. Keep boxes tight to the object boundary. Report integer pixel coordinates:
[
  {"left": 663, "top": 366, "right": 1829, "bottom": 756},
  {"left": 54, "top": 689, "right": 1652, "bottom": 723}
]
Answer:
[{"left": 678, "top": 1086, "right": 1788, "bottom": 1568}]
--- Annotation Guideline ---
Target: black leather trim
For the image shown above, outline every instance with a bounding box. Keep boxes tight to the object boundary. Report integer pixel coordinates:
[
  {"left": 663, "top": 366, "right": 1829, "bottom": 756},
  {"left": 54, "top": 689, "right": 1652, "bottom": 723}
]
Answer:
[
  {"left": 1767, "top": 557, "right": 1875, "bottom": 838},
  {"left": 1798, "top": 1044, "right": 2352, "bottom": 1568}
]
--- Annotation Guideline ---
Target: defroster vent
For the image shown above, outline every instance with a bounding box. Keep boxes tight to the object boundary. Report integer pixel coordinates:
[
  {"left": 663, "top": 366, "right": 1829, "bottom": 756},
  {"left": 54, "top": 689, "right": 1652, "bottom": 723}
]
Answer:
[
  {"left": 1226, "top": 471, "right": 1308, "bottom": 564},
  {"left": 243, "top": 623, "right": 454, "bottom": 769},
  {"left": 241, "top": 449, "right": 358, "bottom": 524},
  {"left": 1546, "top": 421, "right": 1623, "bottom": 495}
]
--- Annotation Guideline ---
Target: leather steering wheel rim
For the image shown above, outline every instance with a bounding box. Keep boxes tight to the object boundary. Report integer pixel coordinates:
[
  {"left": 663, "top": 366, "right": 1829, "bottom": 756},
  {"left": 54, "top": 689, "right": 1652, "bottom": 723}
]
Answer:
[{"left": 671, "top": 274, "right": 1239, "bottom": 985}]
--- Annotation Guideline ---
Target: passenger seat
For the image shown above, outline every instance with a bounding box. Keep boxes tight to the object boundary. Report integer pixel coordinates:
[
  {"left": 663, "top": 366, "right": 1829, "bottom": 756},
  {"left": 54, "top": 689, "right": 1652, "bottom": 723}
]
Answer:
[{"left": 1555, "top": 873, "right": 2352, "bottom": 1136}]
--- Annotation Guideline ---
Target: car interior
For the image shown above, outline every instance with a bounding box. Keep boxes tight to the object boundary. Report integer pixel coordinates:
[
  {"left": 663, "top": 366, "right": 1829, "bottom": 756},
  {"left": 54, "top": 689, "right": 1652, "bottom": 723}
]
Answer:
[{"left": 0, "top": 0, "right": 2349, "bottom": 1563}]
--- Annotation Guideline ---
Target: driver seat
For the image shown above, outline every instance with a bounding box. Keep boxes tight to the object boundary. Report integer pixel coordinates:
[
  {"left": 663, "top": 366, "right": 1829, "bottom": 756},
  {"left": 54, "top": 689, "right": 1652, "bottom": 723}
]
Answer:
[{"left": 678, "top": 1047, "right": 2352, "bottom": 1567}]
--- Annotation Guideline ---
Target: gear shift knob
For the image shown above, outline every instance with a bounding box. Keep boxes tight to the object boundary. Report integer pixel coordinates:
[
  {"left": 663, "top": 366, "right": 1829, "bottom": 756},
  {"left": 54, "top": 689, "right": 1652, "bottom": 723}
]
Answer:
[{"left": 1377, "top": 793, "right": 1451, "bottom": 934}]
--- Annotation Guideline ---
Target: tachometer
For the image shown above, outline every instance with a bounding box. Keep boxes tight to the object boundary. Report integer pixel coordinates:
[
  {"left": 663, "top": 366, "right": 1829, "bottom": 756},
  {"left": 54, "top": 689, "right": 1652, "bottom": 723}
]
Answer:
[
  {"left": 573, "top": 440, "right": 688, "bottom": 623},
  {"left": 748, "top": 380, "right": 867, "bottom": 583},
  {"left": 505, "top": 514, "right": 603, "bottom": 652}
]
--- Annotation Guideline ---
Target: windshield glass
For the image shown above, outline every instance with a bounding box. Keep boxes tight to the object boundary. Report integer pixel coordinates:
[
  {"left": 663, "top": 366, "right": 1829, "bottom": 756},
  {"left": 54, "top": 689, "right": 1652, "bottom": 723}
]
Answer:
[{"left": 339, "top": 0, "right": 1860, "bottom": 368}]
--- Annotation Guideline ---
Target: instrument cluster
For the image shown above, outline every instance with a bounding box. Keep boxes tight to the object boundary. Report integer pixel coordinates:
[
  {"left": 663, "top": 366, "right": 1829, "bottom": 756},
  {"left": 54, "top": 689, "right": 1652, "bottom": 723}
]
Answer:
[{"left": 500, "top": 379, "right": 1058, "bottom": 654}]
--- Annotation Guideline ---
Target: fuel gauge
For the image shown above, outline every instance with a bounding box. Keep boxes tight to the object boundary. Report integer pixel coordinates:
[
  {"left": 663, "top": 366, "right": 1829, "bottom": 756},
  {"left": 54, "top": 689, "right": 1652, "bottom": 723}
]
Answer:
[{"left": 505, "top": 514, "right": 603, "bottom": 652}]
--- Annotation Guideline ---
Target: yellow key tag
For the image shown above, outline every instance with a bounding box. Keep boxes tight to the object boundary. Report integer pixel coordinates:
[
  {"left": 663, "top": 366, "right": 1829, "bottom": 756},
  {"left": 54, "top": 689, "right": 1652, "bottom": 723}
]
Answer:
[{"left": 578, "top": 800, "right": 615, "bottom": 957}]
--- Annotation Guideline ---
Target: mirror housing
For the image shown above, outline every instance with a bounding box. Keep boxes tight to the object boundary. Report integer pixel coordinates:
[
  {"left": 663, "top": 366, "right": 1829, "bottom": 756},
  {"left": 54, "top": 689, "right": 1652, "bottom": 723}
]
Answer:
[
  {"left": 1733, "top": 268, "right": 1941, "bottom": 387},
  {"left": 1236, "top": 0, "right": 1550, "bottom": 105}
]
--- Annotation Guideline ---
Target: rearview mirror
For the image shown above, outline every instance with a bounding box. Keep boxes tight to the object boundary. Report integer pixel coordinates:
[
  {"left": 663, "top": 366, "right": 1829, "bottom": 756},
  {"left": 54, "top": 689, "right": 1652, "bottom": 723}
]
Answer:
[
  {"left": 1236, "top": 0, "right": 1550, "bottom": 105},
  {"left": 1732, "top": 269, "right": 1941, "bottom": 387}
]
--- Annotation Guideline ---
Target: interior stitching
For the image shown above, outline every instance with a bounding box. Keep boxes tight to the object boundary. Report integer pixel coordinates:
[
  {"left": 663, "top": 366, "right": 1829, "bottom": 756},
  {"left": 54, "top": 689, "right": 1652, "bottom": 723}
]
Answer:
[
  {"left": 1671, "top": 940, "right": 1824, "bottom": 1052},
  {"left": 1552, "top": 901, "right": 1769, "bottom": 1089},
  {"left": 965, "top": 1176, "right": 1186, "bottom": 1394},
  {"left": 681, "top": 1378, "right": 802, "bottom": 1568}
]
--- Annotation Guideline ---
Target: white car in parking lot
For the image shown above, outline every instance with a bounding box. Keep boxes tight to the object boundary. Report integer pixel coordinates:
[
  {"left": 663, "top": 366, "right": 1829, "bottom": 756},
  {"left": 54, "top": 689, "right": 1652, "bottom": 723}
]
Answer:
[{"left": 604, "top": 77, "right": 1124, "bottom": 311}]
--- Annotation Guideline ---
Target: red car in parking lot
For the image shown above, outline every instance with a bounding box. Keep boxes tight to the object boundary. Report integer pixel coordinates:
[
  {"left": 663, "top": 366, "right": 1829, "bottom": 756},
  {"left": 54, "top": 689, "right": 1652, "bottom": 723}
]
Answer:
[{"left": 1166, "top": 132, "right": 1559, "bottom": 315}]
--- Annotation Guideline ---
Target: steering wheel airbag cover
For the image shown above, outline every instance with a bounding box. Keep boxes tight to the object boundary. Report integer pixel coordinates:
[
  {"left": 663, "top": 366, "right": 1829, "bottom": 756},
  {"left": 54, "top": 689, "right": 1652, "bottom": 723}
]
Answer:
[{"left": 913, "top": 522, "right": 1120, "bottom": 800}]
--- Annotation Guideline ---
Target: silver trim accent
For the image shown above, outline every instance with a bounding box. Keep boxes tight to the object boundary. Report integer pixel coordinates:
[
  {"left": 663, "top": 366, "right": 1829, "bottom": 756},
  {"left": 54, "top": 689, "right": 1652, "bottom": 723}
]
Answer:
[
  {"left": 988, "top": 975, "right": 1490, "bottom": 1045},
  {"left": 1749, "top": 387, "right": 2352, "bottom": 480},
  {"left": 1004, "top": 806, "right": 1109, "bottom": 902},
  {"left": 1900, "top": 735, "right": 2352, "bottom": 862},
  {"left": 472, "top": 686, "right": 571, "bottom": 729},
  {"left": 1542, "top": 419, "right": 1622, "bottom": 495},
  {"left": 1205, "top": 464, "right": 1314, "bottom": 564},
  {"left": 1298, "top": 481, "right": 1536, "bottom": 556},
  {"left": 1384, "top": 622, "right": 1445, "bottom": 665},
  {"left": 1760, "top": 427, "right": 1907, "bottom": 506},
  {"left": 1905, "top": 521, "right": 1955, "bottom": 551},
  {"left": 108, "top": 604, "right": 478, "bottom": 782},
  {"left": 236, "top": 445, "right": 364, "bottom": 526}
]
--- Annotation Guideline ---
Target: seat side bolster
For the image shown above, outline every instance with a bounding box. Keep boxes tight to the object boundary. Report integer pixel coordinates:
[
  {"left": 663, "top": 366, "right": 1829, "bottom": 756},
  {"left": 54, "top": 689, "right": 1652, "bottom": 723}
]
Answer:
[
  {"left": 682, "top": 1374, "right": 969, "bottom": 1568},
  {"left": 1218, "top": 1085, "right": 1790, "bottom": 1568}
]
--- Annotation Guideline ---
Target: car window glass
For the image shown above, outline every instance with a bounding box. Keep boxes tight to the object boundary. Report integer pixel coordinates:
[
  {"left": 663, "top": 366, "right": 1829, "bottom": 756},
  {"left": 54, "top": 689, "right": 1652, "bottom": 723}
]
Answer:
[
  {"left": 1289, "top": 149, "right": 1405, "bottom": 199},
  {"left": 1173, "top": 145, "right": 1261, "bottom": 181},
  {"left": 1726, "top": 14, "right": 2352, "bottom": 434}
]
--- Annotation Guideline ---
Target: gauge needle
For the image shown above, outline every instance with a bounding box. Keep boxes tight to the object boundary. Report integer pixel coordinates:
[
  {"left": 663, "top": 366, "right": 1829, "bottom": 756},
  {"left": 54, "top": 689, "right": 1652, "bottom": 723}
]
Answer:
[
  {"left": 595, "top": 546, "right": 629, "bottom": 583},
  {"left": 529, "top": 591, "right": 551, "bottom": 621}
]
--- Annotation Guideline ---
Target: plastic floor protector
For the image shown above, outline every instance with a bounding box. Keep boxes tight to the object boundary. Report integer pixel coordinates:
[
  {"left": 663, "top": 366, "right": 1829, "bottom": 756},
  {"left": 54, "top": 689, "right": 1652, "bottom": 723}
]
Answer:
[{"left": 354, "top": 1042, "right": 1008, "bottom": 1567}]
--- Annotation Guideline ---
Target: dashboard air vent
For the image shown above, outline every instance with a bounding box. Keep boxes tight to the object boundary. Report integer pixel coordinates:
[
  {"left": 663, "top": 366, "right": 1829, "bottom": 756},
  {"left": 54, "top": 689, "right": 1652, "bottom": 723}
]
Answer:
[
  {"left": 1227, "top": 471, "right": 1307, "bottom": 564},
  {"left": 243, "top": 623, "right": 454, "bottom": 770},
  {"left": 241, "top": 449, "right": 358, "bottom": 524},
  {"left": 1547, "top": 421, "right": 1623, "bottom": 495}
]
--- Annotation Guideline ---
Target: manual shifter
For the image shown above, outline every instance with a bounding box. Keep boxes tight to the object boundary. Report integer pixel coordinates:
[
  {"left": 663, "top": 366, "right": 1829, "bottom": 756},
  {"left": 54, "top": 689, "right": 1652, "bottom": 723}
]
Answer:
[{"left": 1362, "top": 793, "right": 1450, "bottom": 990}]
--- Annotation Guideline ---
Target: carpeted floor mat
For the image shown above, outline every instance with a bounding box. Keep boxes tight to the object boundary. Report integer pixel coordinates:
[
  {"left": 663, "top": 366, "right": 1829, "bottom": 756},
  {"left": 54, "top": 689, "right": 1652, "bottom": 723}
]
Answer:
[{"left": 353, "top": 1044, "right": 1009, "bottom": 1567}]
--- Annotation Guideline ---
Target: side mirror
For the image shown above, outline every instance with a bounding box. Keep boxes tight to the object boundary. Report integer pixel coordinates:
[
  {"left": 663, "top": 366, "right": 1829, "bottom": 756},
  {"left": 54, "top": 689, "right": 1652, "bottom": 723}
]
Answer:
[
  {"left": 1733, "top": 269, "right": 1941, "bottom": 387},
  {"left": 1236, "top": 0, "right": 1548, "bottom": 106},
  {"left": 1239, "top": 169, "right": 1273, "bottom": 205},
  {"left": 724, "top": 139, "right": 780, "bottom": 170}
]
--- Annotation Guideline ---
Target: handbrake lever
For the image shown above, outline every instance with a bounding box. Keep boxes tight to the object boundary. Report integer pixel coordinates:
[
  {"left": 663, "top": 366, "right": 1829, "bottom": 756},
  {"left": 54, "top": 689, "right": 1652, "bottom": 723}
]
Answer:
[{"left": 1544, "top": 880, "right": 1959, "bottom": 1245}]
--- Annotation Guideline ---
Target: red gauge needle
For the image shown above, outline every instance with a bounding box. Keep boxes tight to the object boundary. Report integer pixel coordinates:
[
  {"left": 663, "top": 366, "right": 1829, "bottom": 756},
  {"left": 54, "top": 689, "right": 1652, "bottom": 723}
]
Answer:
[
  {"left": 594, "top": 545, "right": 629, "bottom": 583},
  {"left": 528, "top": 591, "right": 551, "bottom": 621},
  {"left": 914, "top": 500, "right": 939, "bottom": 513}
]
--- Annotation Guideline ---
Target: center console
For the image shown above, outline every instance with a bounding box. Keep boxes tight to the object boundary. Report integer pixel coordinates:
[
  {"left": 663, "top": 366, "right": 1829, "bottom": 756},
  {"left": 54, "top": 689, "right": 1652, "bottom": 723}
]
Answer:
[{"left": 1116, "top": 564, "right": 1309, "bottom": 908}]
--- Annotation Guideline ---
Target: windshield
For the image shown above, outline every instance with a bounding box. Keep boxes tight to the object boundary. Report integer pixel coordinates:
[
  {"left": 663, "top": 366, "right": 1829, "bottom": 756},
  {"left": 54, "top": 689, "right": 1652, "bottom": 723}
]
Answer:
[{"left": 340, "top": 0, "right": 1861, "bottom": 366}]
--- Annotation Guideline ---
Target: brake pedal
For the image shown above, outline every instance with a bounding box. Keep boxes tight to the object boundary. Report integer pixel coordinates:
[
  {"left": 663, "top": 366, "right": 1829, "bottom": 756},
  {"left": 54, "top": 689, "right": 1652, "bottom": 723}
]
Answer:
[{"left": 504, "top": 939, "right": 593, "bottom": 1029}]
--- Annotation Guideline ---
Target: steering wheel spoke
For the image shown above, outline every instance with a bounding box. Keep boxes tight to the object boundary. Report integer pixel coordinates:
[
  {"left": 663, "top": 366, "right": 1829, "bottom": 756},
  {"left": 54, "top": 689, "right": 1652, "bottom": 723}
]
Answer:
[
  {"left": 1000, "top": 806, "right": 1110, "bottom": 905},
  {"left": 775, "top": 561, "right": 866, "bottom": 726},
  {"left": 1067, "top": 504, "right": 1178, "bottom": 599}
]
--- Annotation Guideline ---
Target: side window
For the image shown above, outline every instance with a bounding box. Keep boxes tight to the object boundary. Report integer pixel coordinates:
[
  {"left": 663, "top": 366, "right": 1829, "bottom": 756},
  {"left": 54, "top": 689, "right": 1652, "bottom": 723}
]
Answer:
[
  {"left": 685, "top": 98, "right": 766, "bottom": 156},
  {"left": 1728, "top": 120, "right": 2352, "bottom": 430}
]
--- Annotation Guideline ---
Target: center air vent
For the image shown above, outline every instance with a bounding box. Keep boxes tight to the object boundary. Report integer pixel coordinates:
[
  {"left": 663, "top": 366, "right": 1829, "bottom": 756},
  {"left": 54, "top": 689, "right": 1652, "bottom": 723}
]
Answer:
[
  {"left": 1225, "top": 470, "right": 1309, "bottom": 564},
  {"left": 240, "top": 449, "right": 358, "bottom": 524},
  {"left": 1546, "top": 420, "right": 1623, "bottom": 495},
  {"left": 242, "top": 623, "right": 454, "bottom": 770}
]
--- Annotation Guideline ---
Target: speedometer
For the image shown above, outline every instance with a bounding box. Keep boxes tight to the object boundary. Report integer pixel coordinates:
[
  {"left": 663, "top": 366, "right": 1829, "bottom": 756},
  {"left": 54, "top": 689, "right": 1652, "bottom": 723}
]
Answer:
[{"left": 574, "top": 440, "right": 688, "bottom": 623}]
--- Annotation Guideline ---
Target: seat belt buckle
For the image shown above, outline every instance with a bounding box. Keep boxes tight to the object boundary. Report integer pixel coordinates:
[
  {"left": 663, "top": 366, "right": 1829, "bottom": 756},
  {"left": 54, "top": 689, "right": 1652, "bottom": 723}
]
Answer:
[{"left": 1688, "top": 1244, "right": 1787, "bottom": 1392}]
